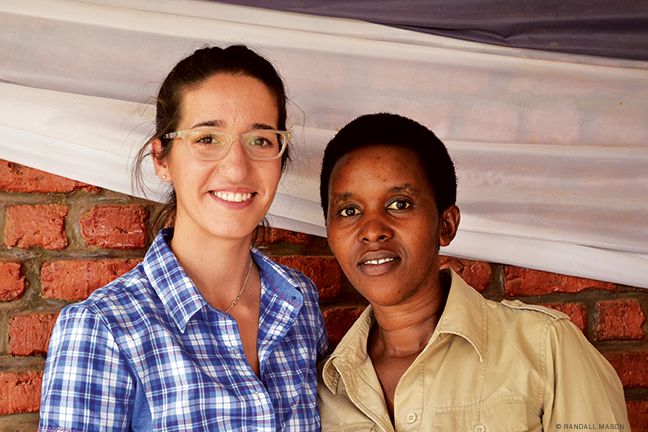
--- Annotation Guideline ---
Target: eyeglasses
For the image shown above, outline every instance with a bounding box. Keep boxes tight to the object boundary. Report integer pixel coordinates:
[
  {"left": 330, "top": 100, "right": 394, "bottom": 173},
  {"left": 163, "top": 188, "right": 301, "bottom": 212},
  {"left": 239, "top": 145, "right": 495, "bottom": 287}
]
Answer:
[{"left": 162, "top": 128, "right": 291, "bottom": 161}]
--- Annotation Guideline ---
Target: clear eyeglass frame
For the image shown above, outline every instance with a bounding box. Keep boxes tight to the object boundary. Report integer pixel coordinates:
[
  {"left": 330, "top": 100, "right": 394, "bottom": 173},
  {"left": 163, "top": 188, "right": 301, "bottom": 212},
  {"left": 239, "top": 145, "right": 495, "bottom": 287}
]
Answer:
[{"left": 162, "top": 127, "right": 291, "bottom": 161}]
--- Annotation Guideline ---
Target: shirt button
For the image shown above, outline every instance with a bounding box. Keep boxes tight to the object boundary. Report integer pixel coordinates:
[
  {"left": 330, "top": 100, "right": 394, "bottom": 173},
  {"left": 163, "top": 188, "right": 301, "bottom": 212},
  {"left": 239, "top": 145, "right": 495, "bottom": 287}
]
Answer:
[
  {"left": 406, "top": 412, "right": 417, "bottom": 423},
  {"left": 474, "top": 425, "right": 486, "bottom": 432}
]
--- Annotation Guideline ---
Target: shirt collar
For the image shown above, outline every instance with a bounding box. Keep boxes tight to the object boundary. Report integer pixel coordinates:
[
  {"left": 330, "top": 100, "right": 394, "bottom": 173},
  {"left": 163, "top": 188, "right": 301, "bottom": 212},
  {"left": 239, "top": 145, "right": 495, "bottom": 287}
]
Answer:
[
  {"left": 250, "top": 247, "right": 304, "bottom": 309},
  {"left": 322, "top": 269, "right": 487, "bottom": 393},
  {"left": 142, "top": 228, "right": 304, "bottom": 333},
  {"left": 143, "top": 228, "right": 207, "bottom": 333},
  {"left": 432, "top": 269, "right": 487, "bottom": 362}
]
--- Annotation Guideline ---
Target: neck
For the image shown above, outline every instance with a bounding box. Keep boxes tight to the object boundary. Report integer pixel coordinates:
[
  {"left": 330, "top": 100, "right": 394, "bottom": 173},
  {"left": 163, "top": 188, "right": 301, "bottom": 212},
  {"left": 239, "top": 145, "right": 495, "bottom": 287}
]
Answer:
[
  {"left": 169, "top": 222, "right": 255, "bottom": 308},
  {"left": 370, "top": 277, "right": 447, "bottom": 358}
]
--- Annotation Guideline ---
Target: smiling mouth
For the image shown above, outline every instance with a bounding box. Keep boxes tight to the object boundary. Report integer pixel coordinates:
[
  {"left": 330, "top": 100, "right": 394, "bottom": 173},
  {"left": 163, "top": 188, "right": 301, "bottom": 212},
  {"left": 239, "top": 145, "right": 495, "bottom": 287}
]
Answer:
[
  {"left": 212, "top": 191, "right": 254, "bottom": 202},
  {"left": 362, "top": 257, "right": 395, "bottom": 266}
]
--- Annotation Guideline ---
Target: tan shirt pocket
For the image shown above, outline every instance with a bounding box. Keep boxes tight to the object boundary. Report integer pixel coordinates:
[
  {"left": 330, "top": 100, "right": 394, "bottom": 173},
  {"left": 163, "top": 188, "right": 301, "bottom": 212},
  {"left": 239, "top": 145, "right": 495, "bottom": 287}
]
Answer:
[{"left": 434, "top": 394, "right": 528, "bottom": 432}]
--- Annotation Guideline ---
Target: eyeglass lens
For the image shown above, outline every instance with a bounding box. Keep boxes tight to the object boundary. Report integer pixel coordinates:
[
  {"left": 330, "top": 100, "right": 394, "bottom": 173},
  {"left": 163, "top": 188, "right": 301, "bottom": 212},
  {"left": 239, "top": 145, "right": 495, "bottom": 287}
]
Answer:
[{"left": 186, "top": 130, "right": 285, "bottom": 160}]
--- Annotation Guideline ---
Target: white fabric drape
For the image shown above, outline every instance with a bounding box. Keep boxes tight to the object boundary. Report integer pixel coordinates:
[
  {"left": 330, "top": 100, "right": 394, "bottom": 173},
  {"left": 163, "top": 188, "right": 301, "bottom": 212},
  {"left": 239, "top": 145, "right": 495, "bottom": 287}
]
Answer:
[{"left": 1, "top": 0, "right": 647, "bottom": 288}]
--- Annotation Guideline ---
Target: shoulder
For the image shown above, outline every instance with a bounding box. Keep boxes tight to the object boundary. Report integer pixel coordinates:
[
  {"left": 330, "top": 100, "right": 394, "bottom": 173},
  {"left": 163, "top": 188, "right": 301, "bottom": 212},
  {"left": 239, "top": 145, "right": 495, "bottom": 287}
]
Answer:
[
  {"left": 446, "top": 270, "right": 571, "bottom": 337},
  {"left": 47, "top": 298, "right": 126, "bottom": 367},
  {"left": 49, "top": 261, "right": 182, "bottom": 373},
  {"left": 495, "top": 299, "right": 570, "bottom": 321},
  {"left": 53, "top": 299, "right": 109, "bottom": 335},
  {"left": 89, "top": 262, "right": 147, "bottom": 300},
  {"left": 481, "top": 297, "right": 589, "bottom": 361},
  {"left": 65, "top": 262, "right": 159, "bottom": 330}
]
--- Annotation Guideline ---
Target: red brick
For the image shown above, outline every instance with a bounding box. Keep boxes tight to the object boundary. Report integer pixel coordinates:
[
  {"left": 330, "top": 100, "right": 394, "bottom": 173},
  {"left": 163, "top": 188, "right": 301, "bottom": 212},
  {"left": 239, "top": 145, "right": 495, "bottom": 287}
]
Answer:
[
  {"left": 595, "top": 300, "right": 646, "bottom": 341},
  {"left": 80, "top": 205, "right": 148, "bottom": 249},
  {"left": 8, "top": 314, "right": 58, "bottom": 356},
  {"left": 323, "top": 307, "right": 365, "bottom": 347},
  {"left": 627, "top": 400, "right": 648, "bottom": 432},
  {"left": 605, "top": 352, "right": 648, "bottom": 388},
  {"left": 259, "top": 227, "right": 314, "bottom": 246},
  {"left": 544, "top": 303, "right": 587, "bottom": 333},
  {"left": 503, "top": 267, "right": 616, "bottom": 296},
  {"left": 0, "top": 371, "right": 42, "bottom": 414},
  {"left": 5, "top": 205, "right": 69, "bottom": 250},
  {"left": 0, "top": 261, "right": 25, "bottom": 301},
  {"left": 270, "top": 256, "right": 343, "bottom": 299},
  {"left": 41, "top": 259, "right": 141, "bottom": 301},
  {"left": 0, "top": 160, "right": 99, "bottom": 193},
  {"left": 440, "top": 257, "right": 491, "bottom": 292}
]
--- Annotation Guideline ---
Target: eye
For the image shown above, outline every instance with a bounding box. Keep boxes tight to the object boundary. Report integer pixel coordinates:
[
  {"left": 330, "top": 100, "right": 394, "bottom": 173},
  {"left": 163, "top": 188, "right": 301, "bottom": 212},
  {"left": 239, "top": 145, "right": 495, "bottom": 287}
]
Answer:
[
  {"left": 248, "top": 136, "right": 274, "bottom": 147},
  {"left": 387, "top": 200, "right": 411, "bottom": 211},
  {"left": 194, "top": 133, "right": 222, "bottom": 146},
  {"left": 245, "top": 131, "right": 280, "bottom": 148},
  {"left": 338, "top": 207, "right": 360, "bottom": 218}
]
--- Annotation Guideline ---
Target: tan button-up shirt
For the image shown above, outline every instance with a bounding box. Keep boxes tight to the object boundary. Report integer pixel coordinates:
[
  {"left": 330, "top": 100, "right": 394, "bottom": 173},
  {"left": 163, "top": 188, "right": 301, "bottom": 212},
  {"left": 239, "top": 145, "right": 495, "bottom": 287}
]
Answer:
[{"left": 318, "top": 270, "right": 629, "bottom": 431}]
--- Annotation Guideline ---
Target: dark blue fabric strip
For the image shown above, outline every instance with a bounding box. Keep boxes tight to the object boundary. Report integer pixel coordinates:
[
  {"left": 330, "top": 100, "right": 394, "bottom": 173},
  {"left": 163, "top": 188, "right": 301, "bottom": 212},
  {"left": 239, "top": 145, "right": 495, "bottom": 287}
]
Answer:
[{"left": 210, "top": 0, "right": 648, "bottom": 61}]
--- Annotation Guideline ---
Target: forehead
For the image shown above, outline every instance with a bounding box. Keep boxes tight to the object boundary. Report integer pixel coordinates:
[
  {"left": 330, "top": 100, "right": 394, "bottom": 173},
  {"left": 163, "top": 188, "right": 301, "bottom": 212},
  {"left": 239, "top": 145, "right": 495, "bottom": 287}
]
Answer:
[
  {"left": 329, "top": 145, "right": 433, "bottom": 195},
  {"left": 179, "top": 73, "right": 279, "bottom": 127}
]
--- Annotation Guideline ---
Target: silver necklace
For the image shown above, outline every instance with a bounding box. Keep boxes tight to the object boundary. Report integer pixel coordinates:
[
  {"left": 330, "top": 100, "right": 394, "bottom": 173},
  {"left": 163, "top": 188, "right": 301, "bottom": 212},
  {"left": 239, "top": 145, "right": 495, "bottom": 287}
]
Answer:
[{"left": 225, "top": 258, "right": 253, "bottom": 314}]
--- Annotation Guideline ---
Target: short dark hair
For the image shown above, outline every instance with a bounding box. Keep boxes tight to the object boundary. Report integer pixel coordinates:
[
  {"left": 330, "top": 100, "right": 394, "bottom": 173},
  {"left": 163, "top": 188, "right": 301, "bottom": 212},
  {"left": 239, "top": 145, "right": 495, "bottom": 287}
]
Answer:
[{"left": 319, "top": 113, "right": 456, "bottom": 219}]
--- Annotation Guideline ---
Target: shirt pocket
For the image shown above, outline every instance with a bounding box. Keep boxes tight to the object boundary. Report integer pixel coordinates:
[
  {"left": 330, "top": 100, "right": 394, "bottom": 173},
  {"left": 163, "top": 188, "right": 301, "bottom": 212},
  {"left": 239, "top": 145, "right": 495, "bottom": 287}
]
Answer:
[
  {"left": 434, "top": 393, "right": 528, "bottom": 432},
  {"left": 321, "top": 425, "right": 377, "bottom": 432}
]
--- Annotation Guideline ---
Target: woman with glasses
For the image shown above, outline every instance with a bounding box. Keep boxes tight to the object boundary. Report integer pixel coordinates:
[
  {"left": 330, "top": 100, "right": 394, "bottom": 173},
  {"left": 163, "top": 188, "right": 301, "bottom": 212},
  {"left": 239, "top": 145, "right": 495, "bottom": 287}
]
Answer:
[{"left": 39, "top": 45, "right": 329, "bottom": 432}]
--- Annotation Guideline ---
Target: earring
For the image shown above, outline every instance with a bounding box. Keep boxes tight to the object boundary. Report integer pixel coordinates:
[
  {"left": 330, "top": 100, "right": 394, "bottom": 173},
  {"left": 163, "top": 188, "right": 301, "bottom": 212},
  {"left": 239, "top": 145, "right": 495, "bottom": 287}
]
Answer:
[{"left": 162, "top": 175, "right": 167, "bottom": 179}]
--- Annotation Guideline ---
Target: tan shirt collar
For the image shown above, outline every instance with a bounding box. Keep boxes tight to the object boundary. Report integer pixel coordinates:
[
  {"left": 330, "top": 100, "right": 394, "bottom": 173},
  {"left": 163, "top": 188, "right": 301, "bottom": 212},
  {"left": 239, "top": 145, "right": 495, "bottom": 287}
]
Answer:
[{"left": 322, "top": 269, "right": 487, "bottom": 394}]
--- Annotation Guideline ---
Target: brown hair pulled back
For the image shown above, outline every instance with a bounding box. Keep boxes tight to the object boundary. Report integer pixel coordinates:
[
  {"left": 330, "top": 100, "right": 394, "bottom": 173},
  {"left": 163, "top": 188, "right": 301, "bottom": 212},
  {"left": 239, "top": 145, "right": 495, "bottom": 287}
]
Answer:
[{"left": 133, "top": 45, "right": 290, "bottom": 245}]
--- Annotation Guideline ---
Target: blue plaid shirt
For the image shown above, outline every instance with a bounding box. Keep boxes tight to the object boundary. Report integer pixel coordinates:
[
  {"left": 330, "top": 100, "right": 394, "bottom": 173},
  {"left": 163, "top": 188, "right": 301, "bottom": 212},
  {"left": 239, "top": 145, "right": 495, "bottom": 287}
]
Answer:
[{"left": 39, "top": 228, "right": 329, "bottom": 431}]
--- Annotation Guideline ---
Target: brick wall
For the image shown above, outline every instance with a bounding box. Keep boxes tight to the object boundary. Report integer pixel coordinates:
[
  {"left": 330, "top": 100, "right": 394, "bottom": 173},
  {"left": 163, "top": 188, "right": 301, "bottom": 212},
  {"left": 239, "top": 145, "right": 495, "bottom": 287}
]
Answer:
[{"left": 1, "top": 159, "right": 647, "bottom": 431}]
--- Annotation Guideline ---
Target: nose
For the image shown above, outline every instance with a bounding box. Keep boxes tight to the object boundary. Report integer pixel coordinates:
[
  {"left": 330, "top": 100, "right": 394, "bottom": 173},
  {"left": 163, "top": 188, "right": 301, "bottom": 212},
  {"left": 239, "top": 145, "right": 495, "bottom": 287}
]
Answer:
[
  {"left": 358, "top": 211, "right": 393, "bottom": 243},
  {"left": 217, "top": 139, "right": 252, "bottom": 181}
]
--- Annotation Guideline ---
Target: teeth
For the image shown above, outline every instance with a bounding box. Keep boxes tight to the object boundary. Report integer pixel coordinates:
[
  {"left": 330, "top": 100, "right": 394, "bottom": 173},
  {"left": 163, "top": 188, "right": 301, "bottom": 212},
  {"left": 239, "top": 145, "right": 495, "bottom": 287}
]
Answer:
[
  {"left": 214, "top": 191, "right": 253, "bottom": 202},
  {"left": 363, "top": 257, "right": 394, "bottom": 265}
]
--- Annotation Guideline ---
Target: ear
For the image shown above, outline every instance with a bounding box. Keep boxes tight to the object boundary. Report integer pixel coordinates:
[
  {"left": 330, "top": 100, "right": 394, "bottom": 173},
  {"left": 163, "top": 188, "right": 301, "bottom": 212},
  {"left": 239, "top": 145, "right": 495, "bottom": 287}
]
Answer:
[
  {"left": 438, "top": 205, "right": 460, "bottom": 247},
  {"left": 151, "top": 138, "right": 172, "bottom": 182}
]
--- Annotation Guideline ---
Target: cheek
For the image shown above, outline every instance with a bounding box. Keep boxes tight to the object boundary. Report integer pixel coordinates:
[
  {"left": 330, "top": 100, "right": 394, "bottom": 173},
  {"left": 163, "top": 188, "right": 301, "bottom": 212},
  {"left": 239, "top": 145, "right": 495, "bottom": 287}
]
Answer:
[
  {"left": 260, "top": 161, "right": 282, "bottom": 192},
  {"left": 170, "top": 161, "right": 208, "bottom": 189},
  {"left": 408, "top": 225, "right": 439, "bottom": 266},
  {"left": 327, "top": 224, "right": 353, "bottom": 267},
  {"left": 166, "top": 145, "right": 202, "bottom": 176}
]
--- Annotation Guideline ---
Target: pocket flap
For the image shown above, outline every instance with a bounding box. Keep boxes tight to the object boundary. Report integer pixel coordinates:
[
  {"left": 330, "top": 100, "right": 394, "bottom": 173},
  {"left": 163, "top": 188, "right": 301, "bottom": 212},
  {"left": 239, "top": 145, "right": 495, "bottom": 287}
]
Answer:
[{"left": 434, "top": 394, "right": 528, "bottom": 432}]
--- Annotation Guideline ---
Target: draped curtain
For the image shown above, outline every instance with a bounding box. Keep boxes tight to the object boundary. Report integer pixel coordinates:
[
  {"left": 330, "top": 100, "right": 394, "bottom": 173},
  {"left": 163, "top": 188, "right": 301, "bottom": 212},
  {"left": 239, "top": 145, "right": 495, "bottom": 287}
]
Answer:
[{"left": 1, "top": 0, "right": 647, "bottom": 288}]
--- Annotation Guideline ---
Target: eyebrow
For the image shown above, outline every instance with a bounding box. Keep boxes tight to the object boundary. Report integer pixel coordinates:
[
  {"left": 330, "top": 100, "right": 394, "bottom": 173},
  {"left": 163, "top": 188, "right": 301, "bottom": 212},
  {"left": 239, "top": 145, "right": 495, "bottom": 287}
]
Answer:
[
  {"left": 330, "top": 191, "right": 355, "bottom": 207},
  {"left": 390, "top": 183, "right": 421, "bottom": 195},
  {"left": 190, "top": 120, "right": 275, "bottom": 130},
  {"left": 191, "top": 120, "right": 224, "bottom": 129},
  {"left": 330, "top": 183, "right": 421, "bottom": 206}
]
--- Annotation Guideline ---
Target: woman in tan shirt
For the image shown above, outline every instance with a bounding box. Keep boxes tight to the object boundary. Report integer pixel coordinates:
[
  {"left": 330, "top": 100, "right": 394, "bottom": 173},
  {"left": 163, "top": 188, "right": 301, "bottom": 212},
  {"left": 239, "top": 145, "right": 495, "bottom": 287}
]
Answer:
[{"left": 317, "top": 113, "right": 629, "bottom": 432}]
